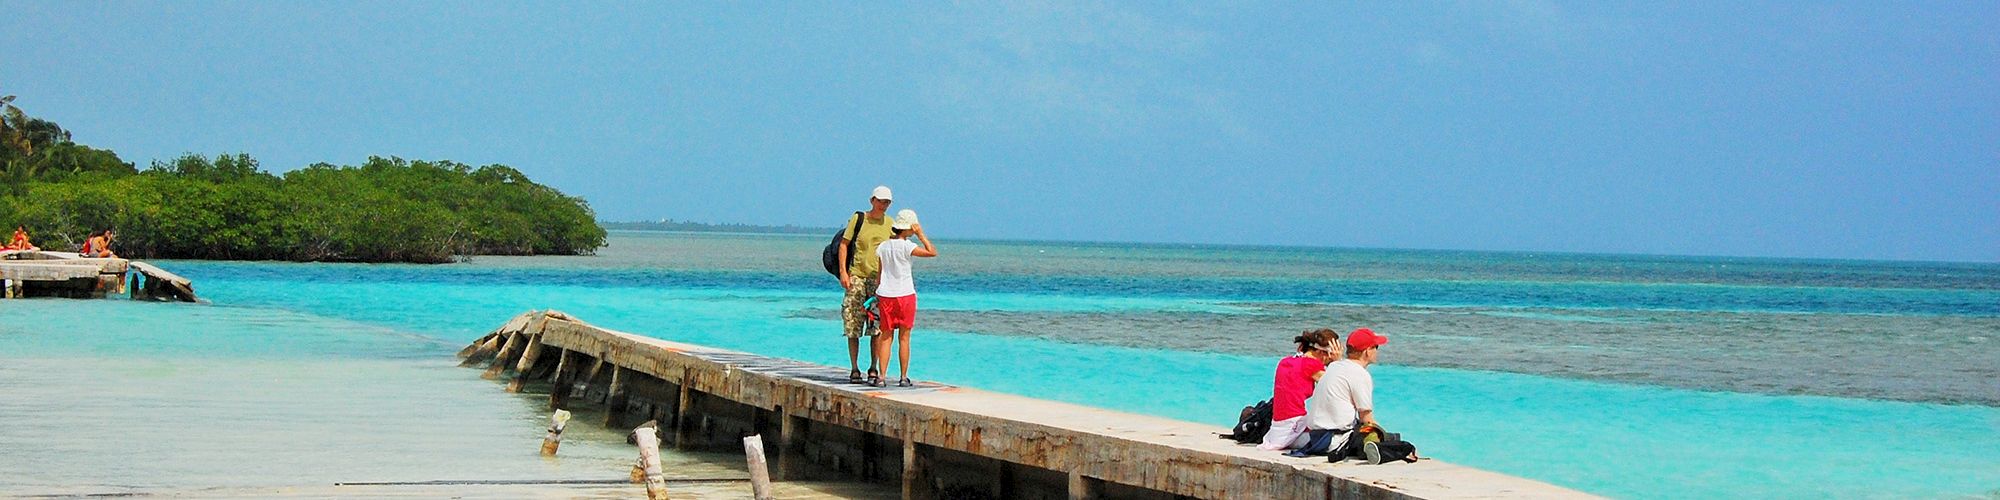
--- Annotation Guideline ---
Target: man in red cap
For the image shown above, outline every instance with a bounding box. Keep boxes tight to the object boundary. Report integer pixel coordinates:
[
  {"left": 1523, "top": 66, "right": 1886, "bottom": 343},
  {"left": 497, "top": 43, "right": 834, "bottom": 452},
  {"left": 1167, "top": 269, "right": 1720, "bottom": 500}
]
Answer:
[{"left": 1288, "top": 328, "right": 1388, "bottom": 460}]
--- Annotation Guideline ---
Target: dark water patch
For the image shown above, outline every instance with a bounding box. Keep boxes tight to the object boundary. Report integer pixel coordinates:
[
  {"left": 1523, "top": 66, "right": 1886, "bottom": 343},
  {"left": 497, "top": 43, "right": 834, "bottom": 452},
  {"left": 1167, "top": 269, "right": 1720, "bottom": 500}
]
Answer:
[
  {"left": 880, "top": 303, "right": 2000, "bottom": 406},
  {"left": 169, "top": 260, "right": 2000, "bottom": 318}
]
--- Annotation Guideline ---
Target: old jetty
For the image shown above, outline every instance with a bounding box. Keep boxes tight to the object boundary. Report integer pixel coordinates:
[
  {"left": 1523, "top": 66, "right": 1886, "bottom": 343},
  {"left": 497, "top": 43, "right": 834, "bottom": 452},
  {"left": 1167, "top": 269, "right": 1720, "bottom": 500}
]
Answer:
[
  {"left": 0, "top": 250, "right": 197, "bottom": 302},
  {"left": 461, "top": 310, "right": 1594, "bottom": 500}
]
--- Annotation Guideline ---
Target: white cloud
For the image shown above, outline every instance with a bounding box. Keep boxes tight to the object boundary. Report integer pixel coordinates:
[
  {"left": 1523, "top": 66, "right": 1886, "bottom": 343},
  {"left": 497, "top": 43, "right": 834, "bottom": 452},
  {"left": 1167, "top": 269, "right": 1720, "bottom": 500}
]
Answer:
[{"left": 910, "top": 1, "right": 1255, "bottom": 142}]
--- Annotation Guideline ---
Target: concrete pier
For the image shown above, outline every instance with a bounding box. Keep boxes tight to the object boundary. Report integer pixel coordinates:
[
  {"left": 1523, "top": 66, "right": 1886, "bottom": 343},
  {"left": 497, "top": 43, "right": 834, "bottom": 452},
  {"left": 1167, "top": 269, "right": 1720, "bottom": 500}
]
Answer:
[
  {"left": 0, "top": 250, "right": 197, "bottom": 302},
  {"left": 464, "top": 310, "right": 1597, "bottom": 500}
]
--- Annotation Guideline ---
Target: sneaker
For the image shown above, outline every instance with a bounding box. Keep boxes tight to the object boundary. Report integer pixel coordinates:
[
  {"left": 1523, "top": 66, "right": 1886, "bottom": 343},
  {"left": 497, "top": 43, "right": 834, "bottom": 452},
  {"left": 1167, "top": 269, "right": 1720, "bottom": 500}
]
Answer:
[
  {"left": 897, "top": 378, "right": 914, "bottom": 387},
  {"left": 1363, "top": 441, "right": 1383, "bottom": 465}
]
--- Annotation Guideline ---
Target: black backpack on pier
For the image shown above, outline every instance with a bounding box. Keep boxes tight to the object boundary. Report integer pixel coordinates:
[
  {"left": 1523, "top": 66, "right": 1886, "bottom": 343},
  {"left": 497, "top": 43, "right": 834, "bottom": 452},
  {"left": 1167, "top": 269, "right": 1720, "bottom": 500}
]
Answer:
[
  {"left": 1221, "top": 399, "right": 1273, "bottom": 445},
  {"left": 821, "top": 211, "right": 864, "bottom": 276}
]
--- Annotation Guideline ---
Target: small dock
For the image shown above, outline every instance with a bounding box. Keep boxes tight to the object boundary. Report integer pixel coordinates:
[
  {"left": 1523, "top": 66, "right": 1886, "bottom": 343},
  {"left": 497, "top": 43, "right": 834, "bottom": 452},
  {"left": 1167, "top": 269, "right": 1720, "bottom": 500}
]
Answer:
[
  {"left": 460, "top": 310, "right": 1595, "bottom": 500},
  {"left": 0, "top": 250, "right": 198, "bottom": 302}
]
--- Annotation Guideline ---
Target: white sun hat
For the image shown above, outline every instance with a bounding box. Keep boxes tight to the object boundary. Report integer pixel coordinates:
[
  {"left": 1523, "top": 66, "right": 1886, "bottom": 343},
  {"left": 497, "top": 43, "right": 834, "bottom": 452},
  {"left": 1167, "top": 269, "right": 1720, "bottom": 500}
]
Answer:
[{"left": 893, "top": 209, "right": 919, "bottom": 230}]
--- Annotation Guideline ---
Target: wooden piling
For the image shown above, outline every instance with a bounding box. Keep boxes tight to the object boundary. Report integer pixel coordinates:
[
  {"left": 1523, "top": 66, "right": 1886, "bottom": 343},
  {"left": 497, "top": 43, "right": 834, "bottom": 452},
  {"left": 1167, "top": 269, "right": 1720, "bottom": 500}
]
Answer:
[
  {"left": 634, "top": 424, "right": 671, "bottom": 500},
  {"left": 744, "top": 435, "right": 775, "bottom": 500},
  {"left": 458, "top": 333, "right": 504, "bottom": 367},
  {"left": 576, "top": 354, "right": 606, "bottom": 402},
  {"left": 1068, "top": 471, "right": 1103, "bottom": 500},
  {"left": 457, "top": 333, "right": 497, "bottom": 359},
  {"left": 673, "top": 371, "right": 694, "bottom": 450},
  {"left": 540, "top": 409, "right": 571, "bottom": 456},
  {"left": 507, "top": 334, "right": 544, "bottom": 393},
  {"left": 604, "top": 367, "right": 631, "bottom": 427},
  {"left": 778, "top": 411, "right": 804, "bottom": 480},
  {"left": 548, "top": 349, "right": 576, "bottom": 410},
  {"left": 481, "top": 332, "right": 525, "bottom": 380},
  {"left": 903, "top": 414, "right": 934, "bottom": 500}
]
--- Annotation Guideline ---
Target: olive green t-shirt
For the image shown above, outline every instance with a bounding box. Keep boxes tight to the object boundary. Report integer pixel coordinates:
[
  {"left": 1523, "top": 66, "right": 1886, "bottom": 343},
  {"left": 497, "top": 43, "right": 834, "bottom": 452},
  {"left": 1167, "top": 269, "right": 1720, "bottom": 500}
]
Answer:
[{"left": 842, "top": 212, "right": 896, "bottom": 278}]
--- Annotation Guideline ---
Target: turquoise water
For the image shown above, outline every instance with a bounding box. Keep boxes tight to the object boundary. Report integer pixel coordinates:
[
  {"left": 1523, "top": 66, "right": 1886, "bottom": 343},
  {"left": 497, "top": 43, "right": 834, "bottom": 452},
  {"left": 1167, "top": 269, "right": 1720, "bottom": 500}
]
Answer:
[{"left": 3, "top": 231, "right": 1996, "bottom": 498}]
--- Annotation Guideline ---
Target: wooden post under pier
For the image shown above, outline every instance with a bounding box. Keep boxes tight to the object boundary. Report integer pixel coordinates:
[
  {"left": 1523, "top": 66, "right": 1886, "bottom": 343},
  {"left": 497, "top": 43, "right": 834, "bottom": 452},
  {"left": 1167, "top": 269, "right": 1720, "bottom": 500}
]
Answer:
[
  {"left": 548, "top": 349, "right": 577, "bottom": 410},
  {"left": 482, "top": 332, "right": 525, "bottom": 380},
  {"left": 744, "top": 434, "right": 775, "bottom": 500},
  {"left": 604, "top": 367, "right": 631, "bottom": 428},
  {"left": 634, "top": 424, "right": 671, "bottom": 500},
  {"left": 508, "top": 334, "right": 546, "bottom": 393}
]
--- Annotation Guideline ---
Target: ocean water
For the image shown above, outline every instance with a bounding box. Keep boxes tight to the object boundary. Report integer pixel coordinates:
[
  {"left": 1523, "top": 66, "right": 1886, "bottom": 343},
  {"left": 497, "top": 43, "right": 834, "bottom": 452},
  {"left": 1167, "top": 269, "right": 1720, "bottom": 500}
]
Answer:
[{"left": 2, "top": 231, "right": 1995, "bottom": 498}]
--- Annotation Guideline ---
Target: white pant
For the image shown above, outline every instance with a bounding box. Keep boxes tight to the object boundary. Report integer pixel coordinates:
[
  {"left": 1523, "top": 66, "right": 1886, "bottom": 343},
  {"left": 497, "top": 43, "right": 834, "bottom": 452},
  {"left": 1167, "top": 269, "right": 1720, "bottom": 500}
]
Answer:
[{"left": 1258, "top": 416, "right": 1311, "bottom": 451}]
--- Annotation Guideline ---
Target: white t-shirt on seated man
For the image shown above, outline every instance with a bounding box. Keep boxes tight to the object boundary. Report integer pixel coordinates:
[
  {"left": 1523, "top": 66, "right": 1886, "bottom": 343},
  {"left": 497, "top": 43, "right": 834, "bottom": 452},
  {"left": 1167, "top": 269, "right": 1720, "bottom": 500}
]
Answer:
[
  {"left": 1308, "top": 360, "right": 1373, "bottom": 429},
  {"left": 1304, "top": 328, "right": 1386, "bottom": 454}
]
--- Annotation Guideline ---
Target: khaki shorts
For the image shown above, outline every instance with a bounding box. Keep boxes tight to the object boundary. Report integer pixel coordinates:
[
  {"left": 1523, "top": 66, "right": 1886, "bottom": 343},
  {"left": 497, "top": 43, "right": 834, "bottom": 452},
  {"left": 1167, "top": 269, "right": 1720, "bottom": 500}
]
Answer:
[{"left": 842, "top": 276, "right": 881, "bottom": 339}]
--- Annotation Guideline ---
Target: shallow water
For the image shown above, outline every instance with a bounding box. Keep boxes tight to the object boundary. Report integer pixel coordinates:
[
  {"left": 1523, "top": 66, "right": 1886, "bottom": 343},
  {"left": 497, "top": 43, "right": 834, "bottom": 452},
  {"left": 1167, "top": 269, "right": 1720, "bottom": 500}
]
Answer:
[{"left": 2, "top": 231, "right": 1996, "bottom": 498}]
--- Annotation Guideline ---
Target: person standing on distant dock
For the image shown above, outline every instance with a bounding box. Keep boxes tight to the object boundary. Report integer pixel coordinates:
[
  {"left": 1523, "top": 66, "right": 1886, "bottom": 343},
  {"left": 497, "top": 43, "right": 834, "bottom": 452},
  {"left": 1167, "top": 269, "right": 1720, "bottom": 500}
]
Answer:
[
  {"left": 871, "top": 209, "right": 937, "bottom": 387},
  {"left": 837, "top": 186, "right": 898, "bottom": 384}
]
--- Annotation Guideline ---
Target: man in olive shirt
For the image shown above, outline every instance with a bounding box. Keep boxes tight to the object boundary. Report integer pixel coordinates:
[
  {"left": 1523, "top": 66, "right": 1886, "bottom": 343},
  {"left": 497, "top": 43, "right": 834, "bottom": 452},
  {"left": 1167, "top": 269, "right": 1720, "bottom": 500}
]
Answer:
[{"left": 838, "top": 185, "right": 898, "bottom": 383}]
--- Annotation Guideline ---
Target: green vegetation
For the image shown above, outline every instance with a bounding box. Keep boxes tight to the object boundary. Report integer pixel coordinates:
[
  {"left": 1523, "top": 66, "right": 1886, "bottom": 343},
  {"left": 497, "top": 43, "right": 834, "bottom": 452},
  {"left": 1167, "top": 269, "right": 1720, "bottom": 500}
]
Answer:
[
  {"left": 603, "top": 219, "right": 828, "bottom": 235},
  {"left": 0, "top": 92, "right": 605, "bottom": 263}
]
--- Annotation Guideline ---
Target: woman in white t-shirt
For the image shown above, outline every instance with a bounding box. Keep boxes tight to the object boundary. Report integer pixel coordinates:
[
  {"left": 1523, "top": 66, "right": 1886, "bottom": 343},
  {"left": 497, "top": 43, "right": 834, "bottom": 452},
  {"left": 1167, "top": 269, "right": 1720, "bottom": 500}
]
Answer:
[{"left": 870, "top": 209, "right": 938, "bottom": 387}]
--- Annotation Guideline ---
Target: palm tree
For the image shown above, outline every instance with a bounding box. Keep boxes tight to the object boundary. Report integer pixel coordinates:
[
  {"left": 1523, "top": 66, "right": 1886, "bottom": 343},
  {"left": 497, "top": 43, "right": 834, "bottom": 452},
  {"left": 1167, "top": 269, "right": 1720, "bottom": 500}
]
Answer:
[{"left": 0, "top": 93, "right": 25, "bottom": 156}]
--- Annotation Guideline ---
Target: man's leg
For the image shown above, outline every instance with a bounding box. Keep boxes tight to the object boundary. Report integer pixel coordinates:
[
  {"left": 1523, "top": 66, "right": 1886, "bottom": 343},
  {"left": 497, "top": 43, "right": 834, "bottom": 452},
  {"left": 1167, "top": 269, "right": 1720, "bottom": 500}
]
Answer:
[
  {"left": 841, "top": 280, "right": 868, "bottom": 380},
  {"left": 847, "top": 337, "right": 861, "bottom": 371}
]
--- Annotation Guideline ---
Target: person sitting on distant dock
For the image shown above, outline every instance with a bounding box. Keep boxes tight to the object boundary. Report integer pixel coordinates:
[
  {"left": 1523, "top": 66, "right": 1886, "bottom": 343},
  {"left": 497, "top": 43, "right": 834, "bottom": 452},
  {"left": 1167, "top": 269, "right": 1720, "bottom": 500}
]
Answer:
[
  {"left": 871, "top": 209, "right": 936, "bottom": 388},
  {"left": 1260, "top": 328, "right": 1341, "bottom": 450},
  {"left": 6, "top": 225, "right": 36, "bottom": 251},
  {"left": 79, "top": 230, "right": 117, "bottom": 258}
]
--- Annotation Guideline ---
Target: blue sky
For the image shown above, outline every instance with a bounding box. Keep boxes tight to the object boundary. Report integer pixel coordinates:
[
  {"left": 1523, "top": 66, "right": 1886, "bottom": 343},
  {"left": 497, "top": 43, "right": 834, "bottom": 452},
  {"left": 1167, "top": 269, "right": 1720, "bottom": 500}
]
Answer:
[{"left": 4, "top": 2, "right": 1995, "bottom": 262}]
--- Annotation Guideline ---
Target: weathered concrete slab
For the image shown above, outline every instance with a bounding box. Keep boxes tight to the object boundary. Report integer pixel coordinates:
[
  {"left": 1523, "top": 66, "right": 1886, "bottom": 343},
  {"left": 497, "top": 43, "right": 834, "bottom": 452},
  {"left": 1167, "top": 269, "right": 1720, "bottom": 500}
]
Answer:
[
  {"left": 129, "top": 260, "right": 199, "bottom": 302},
  {"left": 0, "top": 262, "right": 103, "bottom": 281},
  {"left": 129, "top": 261, "right": 191, "bottom": 287},
  {"left": 4, "top": 480, "right": 896, "bottom": 499},
  {"left": 499, "top": 310, "right": 1598, "bottom": 500}
]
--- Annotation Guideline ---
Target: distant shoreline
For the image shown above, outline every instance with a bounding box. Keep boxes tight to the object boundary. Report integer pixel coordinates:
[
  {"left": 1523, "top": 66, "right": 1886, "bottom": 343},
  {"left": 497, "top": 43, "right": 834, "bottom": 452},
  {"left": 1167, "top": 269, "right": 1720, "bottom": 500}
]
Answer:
[
  {"left": 601, "top": 220, "right": 829, "bottom": 235},
  {"left": 601, "top": 226, "right": 2000, "bottom": 267}
]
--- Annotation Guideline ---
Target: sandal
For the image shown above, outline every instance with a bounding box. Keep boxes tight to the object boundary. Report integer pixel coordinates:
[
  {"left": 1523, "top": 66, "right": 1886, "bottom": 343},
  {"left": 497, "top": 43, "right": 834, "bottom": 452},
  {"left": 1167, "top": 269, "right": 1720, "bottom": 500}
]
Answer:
[
  {"left": 897, "top": 378, "right": 914, "bottom": 387},
  {"left": 866, "top": 369, "right": 882, "bottom": 387},
  {"left": 848, "top": 369, "right": 863, "bottom": 384}
]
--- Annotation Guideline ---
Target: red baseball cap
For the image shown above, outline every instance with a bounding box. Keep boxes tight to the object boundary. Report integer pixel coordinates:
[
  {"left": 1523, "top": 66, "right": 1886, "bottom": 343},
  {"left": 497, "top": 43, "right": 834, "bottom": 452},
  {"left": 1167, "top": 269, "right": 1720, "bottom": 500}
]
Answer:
[{"left": 1347, "top": 328, "right": 1388, "bottom": 350}]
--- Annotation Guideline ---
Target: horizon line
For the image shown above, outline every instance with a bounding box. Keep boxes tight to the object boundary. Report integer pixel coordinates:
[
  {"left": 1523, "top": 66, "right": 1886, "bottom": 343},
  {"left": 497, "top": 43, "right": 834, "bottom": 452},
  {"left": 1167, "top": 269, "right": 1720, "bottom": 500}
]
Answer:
[{"left": 600, "top": 226, "right": 2000, "bottom": 267}]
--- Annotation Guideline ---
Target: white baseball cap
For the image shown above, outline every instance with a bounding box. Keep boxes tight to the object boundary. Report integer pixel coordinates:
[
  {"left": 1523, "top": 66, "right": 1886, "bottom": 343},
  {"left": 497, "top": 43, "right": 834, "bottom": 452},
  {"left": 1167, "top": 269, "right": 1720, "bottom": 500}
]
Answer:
[
  {"left": 893, "top": 209, "right": 919, "bottom": 230},
  {"left": 871, "top": 185, "right": 893, "bottom": 201}
]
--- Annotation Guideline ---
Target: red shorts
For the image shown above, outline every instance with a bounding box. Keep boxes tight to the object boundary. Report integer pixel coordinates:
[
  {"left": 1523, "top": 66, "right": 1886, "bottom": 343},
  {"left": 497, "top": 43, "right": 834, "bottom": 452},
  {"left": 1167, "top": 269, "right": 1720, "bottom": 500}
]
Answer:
[{"left": 876, "top": 294, "right": 916, "bottom": 331}]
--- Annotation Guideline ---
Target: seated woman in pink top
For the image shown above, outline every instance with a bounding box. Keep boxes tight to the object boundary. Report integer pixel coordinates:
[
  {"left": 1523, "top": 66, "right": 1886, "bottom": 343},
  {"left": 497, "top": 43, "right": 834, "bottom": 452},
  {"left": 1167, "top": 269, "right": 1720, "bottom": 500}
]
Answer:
[{"left": 1259, "top": 328, "right": 1341, "bottom": 450}]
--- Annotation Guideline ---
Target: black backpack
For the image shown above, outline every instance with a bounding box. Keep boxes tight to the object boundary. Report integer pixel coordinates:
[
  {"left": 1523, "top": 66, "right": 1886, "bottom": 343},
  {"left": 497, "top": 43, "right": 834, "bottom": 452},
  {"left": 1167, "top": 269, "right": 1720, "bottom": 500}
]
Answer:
[
  {"left": 821, "top": 211, "right": 864, "bottom": 276},
  {"left": 1221, "top": 399, "right": 1273, "bottom": 445}
]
